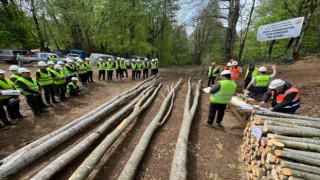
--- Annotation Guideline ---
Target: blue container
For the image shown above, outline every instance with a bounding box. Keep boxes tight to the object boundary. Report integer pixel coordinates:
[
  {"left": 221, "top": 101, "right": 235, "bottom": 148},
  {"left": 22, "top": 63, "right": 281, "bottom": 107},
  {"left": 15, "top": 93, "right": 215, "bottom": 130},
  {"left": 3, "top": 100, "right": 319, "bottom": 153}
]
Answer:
[{"left": 71, "top": 50, "right": 86, "bottom": 59}]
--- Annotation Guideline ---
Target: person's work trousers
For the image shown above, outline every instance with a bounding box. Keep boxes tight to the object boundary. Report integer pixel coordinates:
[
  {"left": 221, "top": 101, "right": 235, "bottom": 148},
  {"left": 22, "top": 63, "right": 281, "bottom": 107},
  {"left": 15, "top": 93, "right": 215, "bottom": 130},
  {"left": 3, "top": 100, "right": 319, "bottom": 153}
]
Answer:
[
  {"left": 98, "top": 70, "right": 105, "bottom": 80},
  {"left": 42, "top": 84, "right": 56, "bottom": 104},
  {"left": 207, "top": 76, "right": 216, "bottom": 87},
  {"left": 151, "top": 69, "right": 156, "bottom": 76},
  {"left": 116, "top": 69, "right": 122, "bottom": 79},
  {"left": 26, "top": 94, "right": 45, "bottom": 116},
  {"left": 107, "top": 70, "right": 113, "bottom": 80},
  {"left": 78, "top": 73, "right": 87, "bottom": 84},
  {"left": 143, "top": 69, "right": 149, "bottom": 79},
  {"left": 1, "top": 98, "right": 22, "bottom": 119},
  {"left": 0, "top": 100, "right": 8, "bottom": 121},
  {"left": 122, "top": 69, "right": 128, "bottom": 78},
  {"left": 136, "top": 70, "right": 141, "bottom": 79},
  {"left": 132, "top": 70, "right": 136, "bottom": 80},
  {"left": 87, "top": 71, "right": 93, "bottom": 82},
  {"left": 207, "top": 102, "right": 227, "bottom": 125},
  {"left": 56, "top": 83, "right": 66, "bottom": 101}
]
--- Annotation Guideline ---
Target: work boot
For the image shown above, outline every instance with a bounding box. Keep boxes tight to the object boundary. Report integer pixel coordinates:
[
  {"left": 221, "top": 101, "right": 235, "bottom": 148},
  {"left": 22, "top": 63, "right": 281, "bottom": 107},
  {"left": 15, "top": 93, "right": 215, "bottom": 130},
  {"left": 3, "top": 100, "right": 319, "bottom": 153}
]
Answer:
[
  {"left": 0, "top": 122, "right": 10, "bottom": 132},
  {"left": 203, "top": 120, "right": 213, "bottom": 128},
  {"left": 2, "top": 119, "right": 18, "bottom": 126}
]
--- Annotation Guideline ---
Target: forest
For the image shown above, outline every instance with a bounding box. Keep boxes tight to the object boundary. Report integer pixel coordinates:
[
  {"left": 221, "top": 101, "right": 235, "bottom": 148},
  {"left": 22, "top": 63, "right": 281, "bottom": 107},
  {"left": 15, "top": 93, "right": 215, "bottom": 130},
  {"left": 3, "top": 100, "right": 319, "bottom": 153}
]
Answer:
[{"left": 1, "top": 0, "right": 320, "bottom": 65}]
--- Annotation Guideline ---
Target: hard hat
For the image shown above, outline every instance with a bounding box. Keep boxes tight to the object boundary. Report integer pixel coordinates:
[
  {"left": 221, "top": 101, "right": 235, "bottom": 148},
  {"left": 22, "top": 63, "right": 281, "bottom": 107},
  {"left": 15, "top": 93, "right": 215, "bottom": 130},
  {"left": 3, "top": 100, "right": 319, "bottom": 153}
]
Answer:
[
  {"left": 211, "top": 62, "right": 217, "bottom": 66},
  {"left": 117, "top": 57, "right": 120, "bottom": 60},
  {"left": 67, "top": 59, "right": 74, "bottom": 63},
  {"left": 47, "top": 61, "right": 55, "bottom": 65},
  {"left": 57, "top": 61, "right": 64, "bottom": 65},
  {"left": 131, "top": 59, "right": 135, "bottom": 62},
  {"left": 98, "top": 58, "right": 103, "bottom": 61},
  {"left": 269, "top": 79, "right": 285, "bottom": 89},
  {"left": 144, "top": 58, "right": 147, "bottom": 61},
  {"left": 227, "top": 62, "right": 232, "bottom": 66},
  {"left": 121, "top": 58, "right": 124, "bottom": 60},
  {"left": 0, "top": 69, "right": 5, "bottom": 74},
  {"left": 18, "top": 68, "right": 31, "bottom": 73},
  {"left": 9, "top": 65, "right": 20, "bottom": 71},
  {"left": 155, "top": 58, "right": 158, "bottom": 61},
  {"left": 151, "top": 59, "right": 154, "bottom": 61},
  {"left": 77, "top": 59, "right": 83, "bottom": 63},
  {"left": 71, "top": 77, "right": 79, "bottom": 81},
  {"left": 232, "top": 61, "right": 238, "bottom": 66},
  {"left": 108, "top": 58, "right": 112, "bottom": 61},
  {"left": 38, "top": 61, "right": 47, "bottom": 67},
  {"left": 137, "top": 60, "right": 141, "bottom": 62},
  {"left": 85, "top": 57, "right": 90, "bottom": 61},
  {"left": 258, "top": 67, "right": 267, "bottom": 72},
  {"left": 221, "top": 70, "right": 231, "bottom": 76},
  {"left": 54, "top": 64, "right": 62, "bottom": 70}
]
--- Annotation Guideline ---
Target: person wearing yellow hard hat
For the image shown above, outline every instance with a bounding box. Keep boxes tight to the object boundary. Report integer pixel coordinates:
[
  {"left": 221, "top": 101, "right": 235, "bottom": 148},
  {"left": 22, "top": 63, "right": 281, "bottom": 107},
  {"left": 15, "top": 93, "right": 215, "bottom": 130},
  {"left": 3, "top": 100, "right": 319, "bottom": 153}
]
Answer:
[{"left": 207, "top": 61, "right": 220, "bottom": 87}]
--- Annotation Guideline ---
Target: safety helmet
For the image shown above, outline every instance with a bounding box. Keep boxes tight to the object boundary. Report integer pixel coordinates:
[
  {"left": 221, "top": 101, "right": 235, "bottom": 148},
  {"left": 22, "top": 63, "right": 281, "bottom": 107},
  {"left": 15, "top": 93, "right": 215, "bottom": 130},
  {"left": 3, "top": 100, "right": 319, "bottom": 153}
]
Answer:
[
  {"left": 18, "top": 68, "right": 31, "bottom": 73},
  {"left": 227, "top": 62, "right": 232, "bottom": 66},
  {"left": 38, "top": 61, "right": 47, "bottom": 67},
  {"left": 211, "top": 62, "right": 217, "bottom": 67},
  {"left": 98, "top": 58, "right": 103, "bottom": 61},
  {"left": 131, "top": 59, "right": 135, "bottom": 62},
  {"left": 144, "top": 58, "right": 148, "bottom": 61},
  {"left": 54, "top": 64, "right": 62, "bottom": 70},
  {"left": 117, "top": 57, "right": 120, "bottom": 60},
  {"left": 220, "top": 70, "right": 231, "bottom": 76},
  {"left": 121, "top": 58, "right": 124, "bottom": 60},
  {"left": 67, "top": 59, "right": 74, "bottom": 63},
  {"left": 85, "top": 57, "right": 90, "bottom": 61},
  {"left": 57, "top": 61, "right": 64, "bottom": 65},
  {"left": 47, "top": 61, "right": 55, "bottom": 65},
  {"left": 232, "top": 61, "right": 238, "bottom": 66},
  {"left": 269, "top": 79, "right": 285, "bottom": 89},
  {"left": 258, "top": 67, "right": 267, "bottom": 72},
  {"left": 0, "top": 69, "right": 5, "bottom": 74},
  {"left": 9, "top": 65, "right": 20, "bottom": 71},
  {"left": 77, "top": 59, "right": 84, "bottom": 63},
  {"left": 155, "top": 58, "right": 158, "bottom": 62},
  {"left": 71, "top": 77, "right": 79, "bottom": 81},
  {"left": 108, "top": 58, "right": 112, "bottom": 61},
  {"left": 137, "top": 60, "right": 141, "bottom": 62}
]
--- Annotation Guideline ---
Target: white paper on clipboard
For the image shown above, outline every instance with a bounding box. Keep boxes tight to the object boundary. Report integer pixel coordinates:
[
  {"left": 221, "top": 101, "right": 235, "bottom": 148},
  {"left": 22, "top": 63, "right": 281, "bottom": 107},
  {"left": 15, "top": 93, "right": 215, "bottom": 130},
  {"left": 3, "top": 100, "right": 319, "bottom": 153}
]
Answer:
[{"left": 202, "top": 87, "right": 211, "bottom": 94}]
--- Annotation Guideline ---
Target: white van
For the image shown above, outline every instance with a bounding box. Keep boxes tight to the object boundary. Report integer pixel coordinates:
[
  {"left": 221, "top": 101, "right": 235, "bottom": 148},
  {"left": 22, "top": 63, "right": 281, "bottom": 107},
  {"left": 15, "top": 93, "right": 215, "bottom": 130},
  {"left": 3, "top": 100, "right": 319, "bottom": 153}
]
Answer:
[{"left": 89, "top": 53, "right": 115, "bottom": 64}]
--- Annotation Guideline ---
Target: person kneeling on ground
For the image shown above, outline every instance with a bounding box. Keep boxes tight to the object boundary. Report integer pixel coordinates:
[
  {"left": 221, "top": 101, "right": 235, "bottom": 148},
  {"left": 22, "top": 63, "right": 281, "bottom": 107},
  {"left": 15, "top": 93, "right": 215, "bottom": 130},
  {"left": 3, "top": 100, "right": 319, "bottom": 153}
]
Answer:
[
  {"left": 204, "top": 70, "right": 237, "bottom": 128},
  {"left": 258, "top": 79, "right": 300, "bottom": 114},
  {"left": 67, "top": 77, "right": 82, "bottom": 96}
]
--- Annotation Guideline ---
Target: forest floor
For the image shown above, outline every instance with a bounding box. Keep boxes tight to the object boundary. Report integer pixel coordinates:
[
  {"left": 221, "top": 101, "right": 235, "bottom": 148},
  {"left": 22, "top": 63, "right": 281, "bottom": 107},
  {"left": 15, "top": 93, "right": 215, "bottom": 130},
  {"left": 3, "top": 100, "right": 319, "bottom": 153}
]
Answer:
[{"left": 0, "top": 56, "right": 319, "bottom": 179}]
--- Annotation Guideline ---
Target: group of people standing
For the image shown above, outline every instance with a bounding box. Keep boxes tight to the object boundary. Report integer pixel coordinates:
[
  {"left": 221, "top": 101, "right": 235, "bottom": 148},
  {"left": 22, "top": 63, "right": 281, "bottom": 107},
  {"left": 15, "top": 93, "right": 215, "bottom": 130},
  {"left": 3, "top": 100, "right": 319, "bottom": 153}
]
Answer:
[{"left": 205, "top": 59, "right": 300, "bottom": 128}]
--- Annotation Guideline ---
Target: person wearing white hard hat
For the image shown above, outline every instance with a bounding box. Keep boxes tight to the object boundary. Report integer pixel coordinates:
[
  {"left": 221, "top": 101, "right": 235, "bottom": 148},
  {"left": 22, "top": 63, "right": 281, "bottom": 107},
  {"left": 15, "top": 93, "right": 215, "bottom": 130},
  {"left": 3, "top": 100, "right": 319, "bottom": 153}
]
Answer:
[
  {"left": 204, "top": 70, "right": 237, "bottom": 128},
  {"left": 229, "top": 60, "right": 242, "bottom": 82},
  {"left": 67, "top": 77, "right": 81, "bottom": 96},
  {"left": 76, "top": 59, "right": 87, "bottom": 85},
  {"left": 120, "top": 58, "right": 128, "bottom": 80},
  {"left": 0, "top": 69, "right": 24, "bottom": 125},
  {"left": 97, "top": 58, "right": 106, "bottom": 81},
  {"left": 16, "top": 68, "right": 48, "bottom": 117},
  {"left": 65, "top": 59, "right": 77, "bottom": 85},
  {"left": 8, "top": 65, "right": 21, "bottom": 87},
  {"left": 131, "top": 59, "right": 137, "bottom": 80},
  {"left": 36, "top": 61, "right": 59, "bottom": 105},
  {"left": 135, "top": 60, "right": 142, "bottom": 79},
  {"left": 106, "top": 58, "right": 114, "bottom": 80},
  {"left": 258, "top": 79, "right": 300, "bottom": 114},
  {"left": 46, "top": 61, "right": 55, "bottom": 73},
  {"left": 245, "top": 65, "right": 277, "bottom": 99},
  {"left": 50, "top": 65, "right": 67, "bottom": 101},
  {"left": 224, "top": 62, "right": 232, "bottom": 70},
  {"left": 84, "top": 58, "right": 94, "bottom": 83},
  {"left": 47, "top": 53, "right": 55, "bottom": 62},
  {"left": 115, "top": 57, "right": 122, "bottom": 81},
  {"left": 150, "top": 59, "right": 157, "bottom": 76},
  {"left": 154, "top": 58, "right": 159, "bottom": 74},
  {"left": 142, "top": 58, "right": 149, "bottom": 79}
]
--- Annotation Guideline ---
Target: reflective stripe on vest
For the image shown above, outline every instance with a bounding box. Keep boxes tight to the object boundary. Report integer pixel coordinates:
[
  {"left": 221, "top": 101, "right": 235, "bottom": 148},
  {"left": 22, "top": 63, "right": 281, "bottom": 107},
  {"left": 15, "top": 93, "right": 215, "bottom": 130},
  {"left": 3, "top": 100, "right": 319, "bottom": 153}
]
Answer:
[
  {"left": 97, "top": 62, "right": 105, "bottom": 70},
  {"left": 106, "top": 62, "right": 113, "bottom": 70},
  {"left": 66, "top": 64, "right": 76, "bottom": 76},
  {"left": 51, "top": 70, "right": 66, "bottom": 85},
  {"left": 230, "top": 66, "right": 241, "bottom": 79},
  {"left": 131, "top": 63, "right": 137, "bottom": 70},
  {"left": 85, "top": 62, "right": 93, "bottom": 71},
  {"left": 0, "top": 78, "right": 14, "bottom": 99},
  {"left": 245, "top": 67, "right": 258, "bottom": 79},
  {"left": 208, "top": 66, "right": 219, "bottom": 77},
  {"left": 67, "top": 82, "right": 77, "bottom": 93},
  {"left": 210, "top": 80, "right": 237, "bottom": 104},
  {"left": 17, "top": 77, "right": 39, "bottom": 95},
  {"left": 77, "top": 64, "right": 87, "bottom": 74},
  {"left": 271, "top": 87, "right": 300, "bottom": 109},
  {"left": 37, "top": 69, "right": 53, "bottom": 86}
]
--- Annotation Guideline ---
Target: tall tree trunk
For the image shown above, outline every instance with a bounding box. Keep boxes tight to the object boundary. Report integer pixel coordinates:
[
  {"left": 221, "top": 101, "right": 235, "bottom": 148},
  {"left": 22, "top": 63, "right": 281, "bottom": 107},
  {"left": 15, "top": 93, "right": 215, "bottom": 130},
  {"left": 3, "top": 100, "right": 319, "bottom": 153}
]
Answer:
[
  {"left": 238, "top": 0, "right": 256, "bottom": 61},
  {"left": 267, "top": 40, "right": 276, "bottom": 61},
  {"left": 30, "top": 0, "right": 45, "bottom": 51},
  {"left": 225, "top": 0, "right": 240, "bottom": 62}
]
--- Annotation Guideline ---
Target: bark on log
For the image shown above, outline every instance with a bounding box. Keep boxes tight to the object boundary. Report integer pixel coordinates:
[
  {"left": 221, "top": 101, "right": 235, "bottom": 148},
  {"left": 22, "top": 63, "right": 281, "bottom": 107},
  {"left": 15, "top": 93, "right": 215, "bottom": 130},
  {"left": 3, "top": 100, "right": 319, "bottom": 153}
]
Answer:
[
  {"left": 275, "top": 147, "right": 320, "bottom": 167},
  {"left": 263, "top": 125, "right": 320, "bottom": 137},
  {"left": 169, "top": 80, "right": 201, "bottom": 180},
  {"left": 267, "top": 134, "right": 320, "bottom": 145},
  {"left": 31, "top": 85, "right": 160, "bottom": 180},
  {"left": 117, "top": 79, "right": 182, "bottom": 180},
  {"left": 282, "top": 168, "right": 320, "bottom": 180},
  {"left": 257, "top": 116, "right": 320, "bottom": 129},
  {"left": 275, "top": 148, "right": 320, "bottom": 160},
  {"left": 280, "top": 158, "right": 320, "bottom": 175},
  {"left": 276, "top": 139, "right": 320, "bottom": 153},
  {"left": 253, "top": 111, "right": 320, "bottom": 122}
]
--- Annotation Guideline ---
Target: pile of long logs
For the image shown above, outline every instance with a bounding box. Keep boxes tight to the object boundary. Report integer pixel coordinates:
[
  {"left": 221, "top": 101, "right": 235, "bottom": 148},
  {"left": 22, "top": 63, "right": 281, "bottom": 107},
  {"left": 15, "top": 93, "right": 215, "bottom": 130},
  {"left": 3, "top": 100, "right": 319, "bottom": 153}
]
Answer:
[{"left": 241, "top": 110, "right": 320, "bottom": 180}]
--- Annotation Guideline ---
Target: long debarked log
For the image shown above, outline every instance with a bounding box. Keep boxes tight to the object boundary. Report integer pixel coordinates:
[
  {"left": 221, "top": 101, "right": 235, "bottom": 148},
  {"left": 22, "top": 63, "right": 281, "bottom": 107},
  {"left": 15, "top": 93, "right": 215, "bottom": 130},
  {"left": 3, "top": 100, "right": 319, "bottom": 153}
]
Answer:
[
  {"left": 169, "top": 79, "right": 201, "bottom": 180},
  {"left": 263, "top": 119, "right": 320, "bottom": 129},
  {"left": 274, "top": 147, "right": 320, "bottom": 167},
  {"left": 274, "top": 148, "right": 320, "bottom": 160},
  {"left": 253, "top": 110, "right": 320, "bottom": 122},
  {"left": 279, "top": 158, "right": 320, "bottom": 175},
  {"left": 267, "top": 134, "right": 320, "bottom": 145},
  {"left": 68, "top": 84, "right": 161, "bottom": 180},
  {"left": 0, "top": 80, "right": 159, "bottom": 178},
  {"left": 117, "top": 79, "right": 182, "bottom": 180},
  {"left": 0, "top": 77, "right": 156, "bottom": 166},
  {"left": 276, "top": 139, "right": 320, "bottom": 153},
  {"left": 263, "top": 125, "right": 320, "bottom": 137},
  {"left": 282, "top": 168, "right": 320, "bottom": 180},
  {"left": 255, "top": 116, "right": 320, "bottom": 129},
  {"left": 31, "top": 84, "right": 160, "bottom": 180}
]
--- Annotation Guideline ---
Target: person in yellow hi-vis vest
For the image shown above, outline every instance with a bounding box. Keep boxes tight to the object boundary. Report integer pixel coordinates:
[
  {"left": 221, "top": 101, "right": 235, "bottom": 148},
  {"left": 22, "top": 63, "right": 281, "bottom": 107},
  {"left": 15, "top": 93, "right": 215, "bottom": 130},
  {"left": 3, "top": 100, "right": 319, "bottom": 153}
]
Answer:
[
  {"left": 207, "top": 62, "right": 220, "bottom": 87},
  {"left": 106, "top": 58, "right": 114, "bottom": 81},
  {"left": 50, "top": 65, "right": 67, "bottom": 101},
  {"left": 85, "top": 58, "right": 94, "bottom": 83},
  {"left": 204, "top": 70, "right": 237, "bottom": 128},
  {"left": 97, "top": 58, "right": 106, "bottom": 81}
]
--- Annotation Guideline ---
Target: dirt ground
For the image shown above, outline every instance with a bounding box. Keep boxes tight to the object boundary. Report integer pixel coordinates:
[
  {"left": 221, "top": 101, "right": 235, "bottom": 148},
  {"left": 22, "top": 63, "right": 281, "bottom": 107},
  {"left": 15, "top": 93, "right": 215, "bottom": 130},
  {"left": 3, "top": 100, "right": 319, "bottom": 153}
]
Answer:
[{"left": 0, "top": 56, "right": 319, "bottom": 179}]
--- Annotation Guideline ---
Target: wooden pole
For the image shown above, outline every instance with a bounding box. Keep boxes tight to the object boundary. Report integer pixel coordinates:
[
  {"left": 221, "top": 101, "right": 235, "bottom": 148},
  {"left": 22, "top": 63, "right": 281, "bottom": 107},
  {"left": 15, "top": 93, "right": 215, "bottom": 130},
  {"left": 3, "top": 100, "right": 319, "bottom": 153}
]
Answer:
[{"left": 253, "top": 110, "right": 320, "bottom": 122}]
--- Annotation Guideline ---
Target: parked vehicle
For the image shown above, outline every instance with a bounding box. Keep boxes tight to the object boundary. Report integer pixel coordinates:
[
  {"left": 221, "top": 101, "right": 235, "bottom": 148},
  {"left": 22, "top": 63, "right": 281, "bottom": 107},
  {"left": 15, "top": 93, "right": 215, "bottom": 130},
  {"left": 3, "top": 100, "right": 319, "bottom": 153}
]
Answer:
[
  {"left": 71, "top": 50, "right": 86, "bottom": 59},
  {"left": 89, "top": 53, "right": 115, "bottom": 64},
  {"left": 20, "top": 52, "right": 67, "bottom": 66},
  {"left": 67, "top": 53, "right": 80, "bottom": 61},
  {"left": 0, "top": 49, "right": 28, "bottom": 63}
]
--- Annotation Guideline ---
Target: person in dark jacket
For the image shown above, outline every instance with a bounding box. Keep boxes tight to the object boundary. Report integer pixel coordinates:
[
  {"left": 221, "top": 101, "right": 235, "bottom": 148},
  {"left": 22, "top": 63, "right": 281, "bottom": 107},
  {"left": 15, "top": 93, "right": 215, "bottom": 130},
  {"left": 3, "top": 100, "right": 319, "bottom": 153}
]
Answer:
[{"left": 258, "top": 79, "right": 300, "bottom": 114}]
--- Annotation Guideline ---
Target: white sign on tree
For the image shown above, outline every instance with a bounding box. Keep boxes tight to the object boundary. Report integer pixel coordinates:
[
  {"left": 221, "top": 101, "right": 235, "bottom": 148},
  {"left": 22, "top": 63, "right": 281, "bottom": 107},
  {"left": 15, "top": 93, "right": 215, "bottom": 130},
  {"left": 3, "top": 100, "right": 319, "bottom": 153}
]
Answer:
[{"left": 257, "top": 17, "right": 305, "bottom": 41}]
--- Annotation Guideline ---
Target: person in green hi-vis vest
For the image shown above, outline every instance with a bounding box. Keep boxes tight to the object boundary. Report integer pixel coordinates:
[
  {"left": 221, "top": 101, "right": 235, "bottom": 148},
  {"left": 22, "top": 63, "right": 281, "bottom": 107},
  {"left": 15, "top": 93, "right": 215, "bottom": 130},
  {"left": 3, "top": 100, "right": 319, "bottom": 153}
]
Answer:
[
  {"left": 106, "top": 58, "right": 114, "bottom": 81},
  {"left": 120, "top": 58, "right": 128, "bottom": 80},
  {"left": 97, "top": 58, "right": 106, "bottom": 81},
  {"left": 85, "top": 58, "right": 94, "bottom": 83},
  {"left": 204, "top": 70, "right": 237, "bottom": 128},
  {"left": 142, "top": 58, "right": 150, "bottom": 79},
  {"left": 50, "top": 65, "right": 67, "bottom": 101},
  {"left": 207, "top": 62, "right": 220, "bottom": 87},
  {"left": 131, "top": 59, "right": 137, "bottom": 80}
]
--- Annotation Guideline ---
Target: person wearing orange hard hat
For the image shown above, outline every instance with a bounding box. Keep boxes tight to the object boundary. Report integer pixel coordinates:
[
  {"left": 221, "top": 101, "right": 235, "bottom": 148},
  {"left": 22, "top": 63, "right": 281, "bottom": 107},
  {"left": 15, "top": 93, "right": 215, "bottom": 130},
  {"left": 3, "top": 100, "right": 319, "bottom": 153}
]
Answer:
[{"left": 207, "top": 62, "right": 220, "bottom": 87}]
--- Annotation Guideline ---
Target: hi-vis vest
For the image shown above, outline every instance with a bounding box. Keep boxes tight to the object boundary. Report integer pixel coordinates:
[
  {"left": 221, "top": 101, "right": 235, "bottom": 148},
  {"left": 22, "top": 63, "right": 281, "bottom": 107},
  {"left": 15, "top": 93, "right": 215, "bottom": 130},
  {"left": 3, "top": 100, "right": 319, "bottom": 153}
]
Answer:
[
  {"left": 67, "top": 82, "right": 77, "bottom": 93},
  {"left": 77, "top": 63, "right": 87, "bottom": 74},
  {"left": 210, "top": 80, "right": 237, "bottom": 104},
  {"left": 17, "top": 77, "right": 39, "bottom": 95},
  {"left": 150, "top": 62, "right": 157, "bottom": 69},
  {"left": 245, "top": 67, "right": 258, "bottom": 80},
  {"left": 106, "top": 62, "right": 113, "bottom": 70},
  {"left": 143, "top": 61, "right": 149, "bottom": 69},
  {"left": 97, "top": 62, "right": 105, "bottom": 70},
  {"left": 65, "top": 64, "right": 76, "bottom": 76},
  {"left": 0, "top": 78, "right": 14, "bottom": 99},
  {"left": 131, "top": 63, "right": 137, "bottom": 70},
  {"left": 48, "top": 55, "right": 55, "bottom": 62},
  {"left": 85, "top": 62, "right": 93, "bottom": 71},
  {"left": 136, "top": 63, "right": 142, "bottom": 71},
  {"left": 230, "top": 66, "right": 241, "bottom": 80},
  {"left": 10, "top": 74, "right": 21, "bottom": 89},
  {"left": 208, "top": 66, "right": 219, "bottom": 77},
  {"left": 37, "top": 69, "right": 53, "bottom": 86},
  {"left": 51, "top": 70, "right": 66, "bottom": 85},
  {"left": 255, "top": 75, "right": 270, "bottom": 87},
  {"left": 271, "top": 87, "right": 300, "bottom": 109},
  {"left": 115, "top": 61, "right": 120, "bottom": 69},
  {"left": 120, "top": 61, "right": 126, "bottom": 69}
]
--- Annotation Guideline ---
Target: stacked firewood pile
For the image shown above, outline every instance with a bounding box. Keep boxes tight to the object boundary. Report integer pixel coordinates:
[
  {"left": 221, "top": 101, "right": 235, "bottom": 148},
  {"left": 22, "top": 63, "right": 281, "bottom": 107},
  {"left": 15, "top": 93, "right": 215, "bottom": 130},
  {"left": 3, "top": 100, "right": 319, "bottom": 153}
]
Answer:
[{"left": 241, "top": 110, "right": 320, "bottom": 180}]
